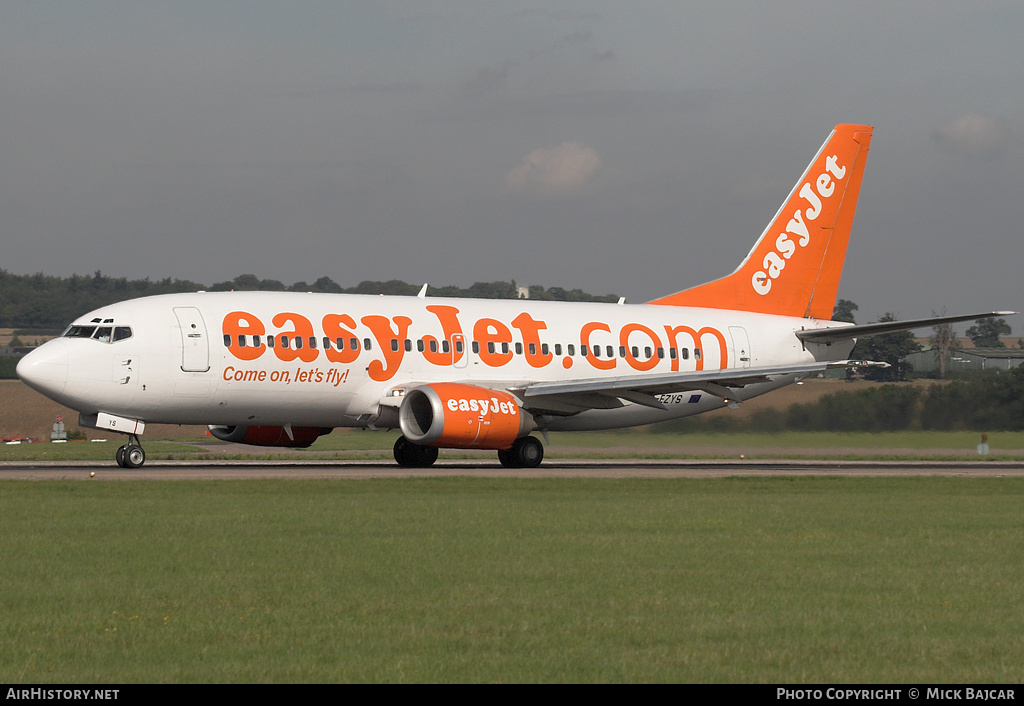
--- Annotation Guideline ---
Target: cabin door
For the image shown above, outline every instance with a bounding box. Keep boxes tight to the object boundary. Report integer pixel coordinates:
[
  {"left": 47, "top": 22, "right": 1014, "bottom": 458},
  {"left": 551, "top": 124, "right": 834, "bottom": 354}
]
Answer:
[{"left": 174, "top": 307, "right": 211, "bottom": 372}]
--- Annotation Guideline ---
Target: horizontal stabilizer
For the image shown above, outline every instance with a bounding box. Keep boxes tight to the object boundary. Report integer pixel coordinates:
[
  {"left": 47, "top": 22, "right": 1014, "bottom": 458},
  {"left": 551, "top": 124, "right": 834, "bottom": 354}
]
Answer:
[{"left": 796, "top": 311, "right": 1016, "bottom": 344}]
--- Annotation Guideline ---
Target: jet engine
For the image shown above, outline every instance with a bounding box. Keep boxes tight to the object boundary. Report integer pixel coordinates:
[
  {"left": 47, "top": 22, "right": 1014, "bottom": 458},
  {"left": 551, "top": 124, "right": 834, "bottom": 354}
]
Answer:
[
  {"left": 207, "top": 425, "right": 331, "bottom": 448},
  {"left": 398, "top": 383, "right": 534, "bottom": 450}
]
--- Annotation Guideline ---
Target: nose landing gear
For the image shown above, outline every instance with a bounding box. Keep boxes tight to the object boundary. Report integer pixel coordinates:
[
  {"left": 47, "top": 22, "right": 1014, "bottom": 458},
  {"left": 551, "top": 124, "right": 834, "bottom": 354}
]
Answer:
[{"left": 115, "top": 434, "right": 146, "bottom": 468}]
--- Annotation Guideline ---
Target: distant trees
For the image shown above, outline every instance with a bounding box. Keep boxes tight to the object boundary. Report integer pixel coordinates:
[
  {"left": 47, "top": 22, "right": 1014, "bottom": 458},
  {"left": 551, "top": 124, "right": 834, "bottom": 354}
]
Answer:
[
  {"left": 0, "top": 269, "right": 620, "bottom": 329},
  {"left": 966, "top": 318, "right": 1012, "bottom": 348},
  {"left": 0, "top": 269, "right": 205, "bottom": 329},
  {"left": 661, "top": 367, "right": 1024, "bottom": 433},
  {"left": 832, "top": 299, "right": 858, "bottom": 324},
  {"left": 918, "top": 367, "right": 1024, "bottom": 430},
  {"left": 930, "top": 309, "right": 960, "bottom": 378},
  {"left": 850, "top": 313, "right": 922, "bottom": 382}
]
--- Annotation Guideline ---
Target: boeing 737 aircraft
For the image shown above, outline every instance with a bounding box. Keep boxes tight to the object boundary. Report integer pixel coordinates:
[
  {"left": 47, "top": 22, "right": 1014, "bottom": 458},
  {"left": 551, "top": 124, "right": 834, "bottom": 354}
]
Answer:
[{"left": 17, "top": 124, "right": 1012, "bottom": 468}]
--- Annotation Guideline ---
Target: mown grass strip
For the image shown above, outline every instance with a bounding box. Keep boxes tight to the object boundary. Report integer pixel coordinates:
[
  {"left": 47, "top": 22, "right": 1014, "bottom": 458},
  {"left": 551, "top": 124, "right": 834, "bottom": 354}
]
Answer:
[
  {"left": 4, "top": 430, "right": 1024, "bottom": 463},
  {"left": 2, "top": 477, "right": 1023, "bottom": 683}
]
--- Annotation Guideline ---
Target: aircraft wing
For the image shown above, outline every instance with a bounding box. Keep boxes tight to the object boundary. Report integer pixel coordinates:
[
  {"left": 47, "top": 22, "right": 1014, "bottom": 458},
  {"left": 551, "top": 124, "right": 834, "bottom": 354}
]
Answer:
[
  {"left": 516, "top": 359, "right": 886, "bottom": 413},
  {"left": 796, "top": 311, "right": 1016, "bottom": 344}
]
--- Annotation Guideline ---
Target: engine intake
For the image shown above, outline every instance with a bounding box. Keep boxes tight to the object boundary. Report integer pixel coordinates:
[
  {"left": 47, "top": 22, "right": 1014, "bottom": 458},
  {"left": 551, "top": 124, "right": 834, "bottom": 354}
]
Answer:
[{"left": 399, "top": 383, "right": 533, "bottom": 450}]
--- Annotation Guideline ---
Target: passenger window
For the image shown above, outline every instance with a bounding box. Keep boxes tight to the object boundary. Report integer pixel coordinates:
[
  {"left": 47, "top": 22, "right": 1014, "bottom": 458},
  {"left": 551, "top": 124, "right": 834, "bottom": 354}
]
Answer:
[
  {"left": 268, "top": 336, "right": 276, "bottom": 349},
  {"left": 391, "top": 339, "right": 399, "bottom": 352},
  {"left": 606, "top": 346, "right": 614, "bottom": 358},
  {"left": 541, "top": 343, "right": 549, "bottom": 355},
  {"left": 308, "top": 337, "right": 316, "bottom": 349},
  {"left": 351, "top": 338, "right": 359, "bottom": 351},
  {"left": 237, "top": 335, "right": 247, "bottom": 348},
  {"left": 223, "top": 334, "right": 232, "bottom": 347},
  {"left": 417, "top": 340, "right": 425, "bottom": 353},
  {"left": 554, "top": 344, "right": 562, "bottom": 356},
  {"left": 404, "top": 339, "right": 412, "bottom": 352},
  {"left": 253, "top": 335, "right": 262, "bottom": 348},
  {"left": 567, "top": 344, "right": 575, "bottom": 356},
  {"left": 294, "top": 337, "right": 303, "bottom": 350},
  {"left": 281, "top": 337, "right": 290, "bottom": 349},
  {"left": 364, "top": 338, "right": 372, "bottom": 351},
  {"left": 695, "top": 348, "right": 702, "bottom": 361},
  {"left": 515, "top": 342, "right": 523, "bottom": 355}
]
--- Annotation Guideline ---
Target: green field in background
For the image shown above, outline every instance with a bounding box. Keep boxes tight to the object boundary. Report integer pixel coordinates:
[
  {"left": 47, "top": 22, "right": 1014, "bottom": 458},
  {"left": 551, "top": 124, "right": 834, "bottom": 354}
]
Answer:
[{"left": 2, "top": 477, "right": 1023, "bottom": 683}]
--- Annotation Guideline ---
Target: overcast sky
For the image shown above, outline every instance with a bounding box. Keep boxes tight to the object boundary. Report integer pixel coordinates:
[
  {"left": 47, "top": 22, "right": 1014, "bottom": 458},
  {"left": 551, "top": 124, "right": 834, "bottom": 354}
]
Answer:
[{"left": 2, "top": 1, "right": 1021, "bottom": 324}]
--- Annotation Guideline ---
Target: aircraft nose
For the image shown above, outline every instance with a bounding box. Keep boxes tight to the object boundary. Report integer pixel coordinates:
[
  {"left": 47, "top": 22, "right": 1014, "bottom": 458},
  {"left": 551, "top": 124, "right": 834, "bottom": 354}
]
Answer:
[{"left": 17, "top": 340, "right": 69, "bottom": 398}]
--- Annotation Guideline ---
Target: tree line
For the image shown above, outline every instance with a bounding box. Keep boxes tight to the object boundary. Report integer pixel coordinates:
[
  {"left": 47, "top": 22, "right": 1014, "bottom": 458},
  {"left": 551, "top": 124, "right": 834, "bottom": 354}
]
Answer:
[
  {"left": 0, "top": 270, "right": 620, "bottom": 330},
  {"left": 832, "top": 299, "right": 1016, "bottom": 382},
  {"left": 659, "top": 367, "right": 1024, "bottom": 433}
]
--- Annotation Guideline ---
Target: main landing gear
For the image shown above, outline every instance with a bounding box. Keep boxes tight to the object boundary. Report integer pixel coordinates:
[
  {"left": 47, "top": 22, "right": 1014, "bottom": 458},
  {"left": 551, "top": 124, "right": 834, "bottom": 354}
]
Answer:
[
  {"left": 115, "top": 434, "right": 146, "bottom": 469},
  {"left": 498, "top": 436, "right": 544, "bottom": 469},
  {"left": 393, "top": 436, "right": 439, "bottom": 468},
  {"left": 392, "top": 435, "right": 545, "bottom": 469}
]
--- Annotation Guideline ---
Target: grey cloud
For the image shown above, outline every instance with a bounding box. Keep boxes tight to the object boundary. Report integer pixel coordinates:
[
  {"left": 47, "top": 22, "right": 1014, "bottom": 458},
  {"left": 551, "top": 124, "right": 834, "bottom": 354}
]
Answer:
[
  {"left": 505, "top": 142, "right": 602, "bottom": 196},
  {"left": 931, "top": 114, "right": 1011, "bottom": 159},
  {"left": 463, "top": 61, "right": 515, "bottom": 95}
]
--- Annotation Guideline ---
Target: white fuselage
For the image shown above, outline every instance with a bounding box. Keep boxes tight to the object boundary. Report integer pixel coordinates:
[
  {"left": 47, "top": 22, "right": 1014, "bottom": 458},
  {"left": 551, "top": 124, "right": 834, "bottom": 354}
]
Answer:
[{"left": 18, "top": 291, "right": 852, "bottom": 432}]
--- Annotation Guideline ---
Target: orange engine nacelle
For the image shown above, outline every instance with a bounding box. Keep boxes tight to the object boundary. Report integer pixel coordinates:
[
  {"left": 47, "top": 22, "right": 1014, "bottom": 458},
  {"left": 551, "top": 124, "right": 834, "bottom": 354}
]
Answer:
[
  {"left": 207, "top": 425, "right": 331, "bottom": 448},
  {"left": 398, "top": 383, "right": 533, "bottom": 450}
]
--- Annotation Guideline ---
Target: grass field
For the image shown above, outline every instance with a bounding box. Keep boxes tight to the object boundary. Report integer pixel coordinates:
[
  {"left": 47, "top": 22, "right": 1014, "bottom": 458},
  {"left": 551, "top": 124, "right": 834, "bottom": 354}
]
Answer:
[
  {"left": 4, "top": 428, "right": 1024, "bottom": 463},
  {"left": 2, "top": 477, "right": 1023, "bottom": 683}
]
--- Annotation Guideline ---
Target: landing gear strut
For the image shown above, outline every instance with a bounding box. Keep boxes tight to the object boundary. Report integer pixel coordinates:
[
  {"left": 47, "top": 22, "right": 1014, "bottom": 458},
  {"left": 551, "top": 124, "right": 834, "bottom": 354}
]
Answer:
[
  {"left": 115, "top": 434, "right": 146, "bottom": 469},
  {"left": 393, "top": 436, "right": 438, "bottom": 468},
  {"left": 497, "top": 436, "right": 544, "bottom": 468}
]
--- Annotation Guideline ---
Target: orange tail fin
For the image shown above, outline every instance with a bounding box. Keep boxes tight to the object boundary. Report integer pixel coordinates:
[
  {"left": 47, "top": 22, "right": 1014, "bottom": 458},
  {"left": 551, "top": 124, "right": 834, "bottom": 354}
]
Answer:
[{"left": 649, "top": 124, "right": 873, "bottom": 319}]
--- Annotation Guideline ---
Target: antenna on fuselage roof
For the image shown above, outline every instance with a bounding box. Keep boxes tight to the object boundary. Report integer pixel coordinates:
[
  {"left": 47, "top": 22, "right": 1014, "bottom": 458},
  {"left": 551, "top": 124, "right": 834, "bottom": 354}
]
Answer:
[{"left": 417, "top": 283, "right": 428, "bottom": 298}]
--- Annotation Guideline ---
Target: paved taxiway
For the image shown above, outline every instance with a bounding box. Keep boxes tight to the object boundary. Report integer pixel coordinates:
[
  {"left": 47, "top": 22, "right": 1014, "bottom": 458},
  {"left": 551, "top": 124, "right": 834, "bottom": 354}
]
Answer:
[{"left": 3, "top": 459, "right": 1024, "bottom": 480}]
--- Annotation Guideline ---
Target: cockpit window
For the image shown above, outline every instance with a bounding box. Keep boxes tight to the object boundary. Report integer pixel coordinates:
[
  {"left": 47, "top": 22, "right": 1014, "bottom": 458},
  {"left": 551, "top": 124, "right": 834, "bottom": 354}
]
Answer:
[
  {"left": 62, "top": 324, "right": 132, "bottom": 343},
  {"left": 64, "top": 326, "right": 97, "bottom": 338}
]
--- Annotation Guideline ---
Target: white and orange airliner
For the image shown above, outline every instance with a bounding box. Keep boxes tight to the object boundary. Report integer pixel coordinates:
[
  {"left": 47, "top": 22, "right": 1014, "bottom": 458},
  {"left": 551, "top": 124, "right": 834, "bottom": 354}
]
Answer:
[{"left": 17, "top": 125, "right": 1012, "bottom": 468}]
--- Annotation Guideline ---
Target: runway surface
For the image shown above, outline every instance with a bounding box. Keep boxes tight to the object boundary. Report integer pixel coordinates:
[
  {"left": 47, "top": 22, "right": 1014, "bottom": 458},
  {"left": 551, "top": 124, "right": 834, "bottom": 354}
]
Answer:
[{"left": 4, "top": 459, "right": 1024, "bottom": 480}]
